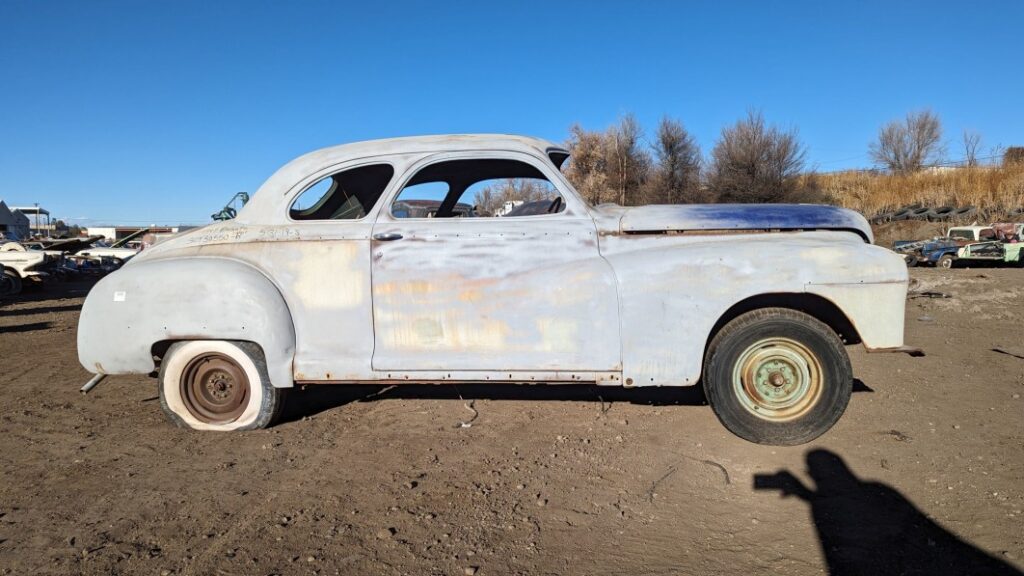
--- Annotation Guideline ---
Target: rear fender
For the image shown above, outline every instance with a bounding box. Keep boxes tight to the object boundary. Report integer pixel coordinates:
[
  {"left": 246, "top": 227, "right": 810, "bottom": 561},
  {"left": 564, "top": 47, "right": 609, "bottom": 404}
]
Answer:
[{"left": 77, "top": 257, "right": 296, "bottom": 388}]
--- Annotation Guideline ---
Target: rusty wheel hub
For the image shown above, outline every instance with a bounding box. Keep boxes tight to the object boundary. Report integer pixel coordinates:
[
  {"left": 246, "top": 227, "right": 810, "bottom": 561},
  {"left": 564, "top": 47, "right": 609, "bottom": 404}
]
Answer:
[
  {"left": 180, "top": 353, "right": 250, "bottom": 424},
  {"left": 732, "top": 337, "right": 823, "bottom": 422}
]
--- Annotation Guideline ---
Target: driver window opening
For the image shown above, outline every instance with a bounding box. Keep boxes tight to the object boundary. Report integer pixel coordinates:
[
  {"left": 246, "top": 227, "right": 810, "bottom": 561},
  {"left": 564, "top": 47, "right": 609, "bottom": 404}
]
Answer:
[
  {"left": 391, "top": 159, "right": 565, "bottom": 218},
  {"left": 290, "top": 163, "right": 394, "bottom": 220}
]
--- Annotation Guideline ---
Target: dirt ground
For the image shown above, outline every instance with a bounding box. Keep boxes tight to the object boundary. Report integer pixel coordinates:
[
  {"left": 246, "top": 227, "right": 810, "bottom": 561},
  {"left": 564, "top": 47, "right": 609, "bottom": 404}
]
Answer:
[{"left": 1, "top": 269, "right": 1022, "bottom": 576}]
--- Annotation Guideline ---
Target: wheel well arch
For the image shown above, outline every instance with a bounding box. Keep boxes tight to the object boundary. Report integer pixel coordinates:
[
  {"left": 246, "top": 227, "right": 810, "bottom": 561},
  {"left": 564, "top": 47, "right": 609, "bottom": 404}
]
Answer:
[
  {"left": 705, "top": 293, "right": 862, "bottom": 353},
  {"left": 151, "top": 339, "right": 266, "bottom": 362}
]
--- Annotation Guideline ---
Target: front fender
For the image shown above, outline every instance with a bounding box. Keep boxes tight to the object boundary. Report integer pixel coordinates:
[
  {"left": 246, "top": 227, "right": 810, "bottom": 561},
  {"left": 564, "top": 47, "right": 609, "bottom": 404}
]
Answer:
[
  {"left": 601, "top": 232, "right": 908, "bottom": 386},
  {"left": 77, "top": 257, "right": 296, "bottom": 388}
]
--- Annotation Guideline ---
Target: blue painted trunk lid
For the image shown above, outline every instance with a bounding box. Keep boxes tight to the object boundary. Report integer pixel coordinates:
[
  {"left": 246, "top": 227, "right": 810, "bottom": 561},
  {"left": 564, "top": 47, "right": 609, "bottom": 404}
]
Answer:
[{"left": 618, "top": 204, "right": 873, "bottom": 243}]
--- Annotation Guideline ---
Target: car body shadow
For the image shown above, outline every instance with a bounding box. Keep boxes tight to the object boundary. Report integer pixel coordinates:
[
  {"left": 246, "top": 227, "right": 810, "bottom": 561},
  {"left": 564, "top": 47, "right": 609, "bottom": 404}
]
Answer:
[
  {"left": 0, "top": 321, "right": 52, "bottom": 334},
  {"left": 1, "top": 280, "right": 95, "bottom": 305},
  {"left": 281, "top": 378, "right": 872, "bottom": 423},
  {"left": 754, "top": 449, "right": 1021, "bottom": 576},
  {"left": 0, "top": 304, "right": 82, "bottom": 317}
]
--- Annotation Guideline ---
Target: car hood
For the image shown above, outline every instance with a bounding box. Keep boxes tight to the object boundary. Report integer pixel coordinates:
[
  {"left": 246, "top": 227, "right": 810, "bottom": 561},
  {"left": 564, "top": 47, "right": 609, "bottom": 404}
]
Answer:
[
  {"left": 603, "top": 203, "right": 872, "bottom": 243},
  {"left": 80, "top": 247, "right": 139, "bottom": 257}
]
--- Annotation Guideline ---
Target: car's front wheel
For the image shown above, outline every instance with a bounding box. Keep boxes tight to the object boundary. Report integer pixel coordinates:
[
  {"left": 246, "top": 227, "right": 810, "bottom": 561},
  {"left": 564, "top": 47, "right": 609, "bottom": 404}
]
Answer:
[
  {"left": 2, "top": 269, "right": 21, "bottom": 296},
  {"left": 703, "top": 308, "right": 852, "bottom": 446},
  {"left": 159, "top": 340, "right": 286, "bottom": 431}
]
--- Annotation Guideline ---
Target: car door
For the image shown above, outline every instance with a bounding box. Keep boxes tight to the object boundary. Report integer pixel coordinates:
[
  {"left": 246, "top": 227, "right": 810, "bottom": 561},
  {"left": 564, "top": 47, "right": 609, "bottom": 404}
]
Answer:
[
  {"left": 258, "top": 159, "right": 399, "bottom": 382},
  {"left": 369, "top": 151, "right": 621, "bottom": 379}
]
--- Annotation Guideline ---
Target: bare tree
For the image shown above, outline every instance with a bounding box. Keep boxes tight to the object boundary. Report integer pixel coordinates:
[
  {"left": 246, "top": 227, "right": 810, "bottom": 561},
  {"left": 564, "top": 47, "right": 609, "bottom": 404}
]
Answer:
[
  {"left": 564, "top": 124, "right": 610, "bottom": 205},
  {"left": 564, "top": 116, "right": 650, "bottom": 206},
  {"left": 604, "top": 114, "right": 650, "bottom": 206},
  {"left": 1003, "top": 146, "right": 1024, "bottom": 167},
  {"left": 962, "top": 130, "right": 982, "bottom": 167},
  {"left": 869, "top": 110, "right": 944, "bottom": 173},
  {"left": 706, "top": 110, "right": 807, "bottom": 203},
  {"left": 645, "top": 116, "right": 704, "bottom": 203}
]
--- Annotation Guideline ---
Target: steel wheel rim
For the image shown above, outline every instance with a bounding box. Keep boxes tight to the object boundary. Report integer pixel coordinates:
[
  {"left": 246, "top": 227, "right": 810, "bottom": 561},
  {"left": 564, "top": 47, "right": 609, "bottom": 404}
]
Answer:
[
  {"left": 732, "top": 337, "right": 822, "bottom": 421},
  {"left": 180, "top": 352, "right": 250, "bottom": 424}
]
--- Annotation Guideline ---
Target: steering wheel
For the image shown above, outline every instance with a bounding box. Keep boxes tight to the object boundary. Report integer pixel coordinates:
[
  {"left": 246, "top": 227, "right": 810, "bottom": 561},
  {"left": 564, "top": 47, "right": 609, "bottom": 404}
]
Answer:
[{"left": 547, "top": 196, "right": 563, "bottom": 214}]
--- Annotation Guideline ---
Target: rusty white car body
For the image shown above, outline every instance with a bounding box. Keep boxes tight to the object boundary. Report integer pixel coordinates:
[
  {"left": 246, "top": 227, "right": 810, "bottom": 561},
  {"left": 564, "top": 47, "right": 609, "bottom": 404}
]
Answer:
[
  {"left": 0, "top": 242, "right": 55, "bottom": 294},
  {"left": 77, "top": 135, "right": 914, "bottom": 443}
]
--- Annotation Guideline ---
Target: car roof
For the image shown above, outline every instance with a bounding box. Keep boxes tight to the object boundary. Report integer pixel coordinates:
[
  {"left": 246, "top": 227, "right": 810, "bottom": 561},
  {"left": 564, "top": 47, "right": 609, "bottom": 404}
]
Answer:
[
  {"left": 303, "top": 134, "right": 562, "bottom": 157},
  {"left": 237, "top": 134, "right": 565, "bottom": 223},
  {"left": 270, "top": 135, "right": 563, "bottom": 185}
]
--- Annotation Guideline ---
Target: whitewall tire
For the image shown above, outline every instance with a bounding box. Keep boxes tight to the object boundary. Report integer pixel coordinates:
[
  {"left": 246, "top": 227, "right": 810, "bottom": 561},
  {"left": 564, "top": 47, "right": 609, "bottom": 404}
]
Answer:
[{"left": 159, "top": 340, "right": 285, "bottom": 431}]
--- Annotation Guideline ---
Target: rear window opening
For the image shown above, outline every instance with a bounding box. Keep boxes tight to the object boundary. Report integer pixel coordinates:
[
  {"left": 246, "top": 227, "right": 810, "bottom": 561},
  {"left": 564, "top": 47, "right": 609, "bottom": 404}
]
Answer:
[{"left": 290, "top": 163, "right": 394, "bottom": 220}]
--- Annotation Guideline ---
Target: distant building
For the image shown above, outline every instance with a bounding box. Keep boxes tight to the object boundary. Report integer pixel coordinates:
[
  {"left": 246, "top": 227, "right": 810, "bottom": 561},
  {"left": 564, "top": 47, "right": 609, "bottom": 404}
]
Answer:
[
  {"left": 0, "top": 200, "right": 31, "bottom": 240},
  {"left": 496, "top": 200, "right": 524, "bottom": 216},
  {"left": 9, "top": 205, "right": 53, "bottom": 236},
  {"left": 85, "top": 225, "right": 184, "bottom": 241}
]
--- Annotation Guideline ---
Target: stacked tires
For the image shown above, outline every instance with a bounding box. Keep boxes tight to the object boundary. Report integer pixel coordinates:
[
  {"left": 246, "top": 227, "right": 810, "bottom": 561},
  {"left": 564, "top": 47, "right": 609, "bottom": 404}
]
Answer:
[{"left": 870, "top": 204, "right": 977, "bottom": 224}]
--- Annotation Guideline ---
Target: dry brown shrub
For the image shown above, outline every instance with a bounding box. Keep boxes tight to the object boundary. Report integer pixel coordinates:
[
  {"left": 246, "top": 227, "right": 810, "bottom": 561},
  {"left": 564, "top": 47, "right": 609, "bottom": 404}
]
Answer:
[{"left": 821, "top": 164, "right": 1024, "bottom": 217}]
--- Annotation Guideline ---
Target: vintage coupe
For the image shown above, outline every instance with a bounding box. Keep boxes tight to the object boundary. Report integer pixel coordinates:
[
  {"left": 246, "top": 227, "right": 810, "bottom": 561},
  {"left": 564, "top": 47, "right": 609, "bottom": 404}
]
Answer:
[{"left": 78, "top": 135, "right": 917, "bottom": 445}]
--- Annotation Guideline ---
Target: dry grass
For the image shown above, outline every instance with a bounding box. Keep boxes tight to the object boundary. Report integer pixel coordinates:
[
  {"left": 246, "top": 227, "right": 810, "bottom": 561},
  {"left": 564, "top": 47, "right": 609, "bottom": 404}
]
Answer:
[{"left": 820, "top": 164, "right": 1024, "bottom": 217}]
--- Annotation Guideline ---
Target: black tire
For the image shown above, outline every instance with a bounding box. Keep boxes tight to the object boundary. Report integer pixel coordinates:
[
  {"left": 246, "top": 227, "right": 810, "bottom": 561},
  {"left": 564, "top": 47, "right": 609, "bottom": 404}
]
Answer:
[
  {"left": 159, "top": 340, "right": 287, "bottom": 431},
  {"left": 908, "top": 207, "right": 931, "bottom": 220},
  {"left": 891, "top": 204, "right": 922, "bottom": 221},
  {"left": 936, "top": 254, "right": 955, "bottom": 269},
  {"left": 951, "top": 206, "right": 976, "bottom": 220},
  {"left": 904, "top": 254, "right": 919, "bottom": 268},
  {"left": 703, "top": 308, "right": 853, "bottom": 446},
  {"left": 869, "top": 212, "right": 894, "bottom": 224},
  {"left": 3, "top": 269, "right": 22, "bottom": 296},
  {"left": 927, "top": 206, "right": 955, "bottom": 221}
]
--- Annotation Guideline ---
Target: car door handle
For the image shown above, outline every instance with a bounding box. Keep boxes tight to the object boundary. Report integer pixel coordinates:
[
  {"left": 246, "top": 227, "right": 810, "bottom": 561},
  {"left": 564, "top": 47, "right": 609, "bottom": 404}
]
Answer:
[{"left": 373, "top": 232, "right": 403, "bottom": 242}]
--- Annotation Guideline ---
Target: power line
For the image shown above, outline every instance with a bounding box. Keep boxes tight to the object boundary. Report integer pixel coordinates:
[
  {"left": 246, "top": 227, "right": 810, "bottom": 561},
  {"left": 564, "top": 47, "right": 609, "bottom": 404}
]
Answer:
[{"left": 818, "top": 153, "right": 1005, "bottom": 174}]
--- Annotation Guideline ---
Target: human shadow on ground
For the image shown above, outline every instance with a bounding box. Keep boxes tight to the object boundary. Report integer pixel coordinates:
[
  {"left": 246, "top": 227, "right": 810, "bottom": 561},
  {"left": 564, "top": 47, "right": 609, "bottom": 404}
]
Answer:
[
  {"left": 754, "top": 449, "right": 1022, "bottom": 576},
  {"left": 281, "top": 378, "right": 872, "bottom": 423}
]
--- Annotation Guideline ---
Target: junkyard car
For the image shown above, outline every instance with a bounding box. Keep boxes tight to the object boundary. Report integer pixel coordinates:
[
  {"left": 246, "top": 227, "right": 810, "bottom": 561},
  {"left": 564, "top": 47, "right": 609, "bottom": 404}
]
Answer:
[
  {"left": 77, "top": 135, "right": 917, "bottom": 445},
  {"left": 947, "top": 225, "right": 998, "bottom": 244},
  {"left": 955, "top": 239, "right": 1024, "bottom": 266},
  {"left": 898, "top": 225, "right": 1024, "bottom": 268},
  {"left": 0, "top": 242, "right": 57, "bottom": 294}
]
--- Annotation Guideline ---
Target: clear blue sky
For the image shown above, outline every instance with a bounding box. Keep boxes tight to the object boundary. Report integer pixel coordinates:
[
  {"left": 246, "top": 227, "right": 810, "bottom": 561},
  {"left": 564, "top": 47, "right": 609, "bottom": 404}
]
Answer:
[{"left": 1, "top": 0, "right": 1020, "bottom": 225}]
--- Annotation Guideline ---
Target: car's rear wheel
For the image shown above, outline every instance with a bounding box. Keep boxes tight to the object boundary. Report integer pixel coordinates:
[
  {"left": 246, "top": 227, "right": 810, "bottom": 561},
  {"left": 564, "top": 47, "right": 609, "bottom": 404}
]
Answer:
[
  {"left": 159, "top": 340, "right": 285, "bottom": 431},
  {"left": 937, "top": 254, "right": 955, "bottom": 269},
  {"left": 703, "top": 308, "right": 852, "bottom": 446}
]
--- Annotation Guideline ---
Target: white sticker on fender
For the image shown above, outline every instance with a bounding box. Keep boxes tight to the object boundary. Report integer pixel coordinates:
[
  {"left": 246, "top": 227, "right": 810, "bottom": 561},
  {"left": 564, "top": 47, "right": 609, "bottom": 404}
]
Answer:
[{"left": 113, "top": 291, "right": 127, "bottom": 302}]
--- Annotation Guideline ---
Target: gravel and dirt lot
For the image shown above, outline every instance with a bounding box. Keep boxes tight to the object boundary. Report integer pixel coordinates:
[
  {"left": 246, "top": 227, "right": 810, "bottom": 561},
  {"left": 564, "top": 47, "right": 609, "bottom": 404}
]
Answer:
[{"left": 1, "top": 269, "right": 1022, "bottom": 575}]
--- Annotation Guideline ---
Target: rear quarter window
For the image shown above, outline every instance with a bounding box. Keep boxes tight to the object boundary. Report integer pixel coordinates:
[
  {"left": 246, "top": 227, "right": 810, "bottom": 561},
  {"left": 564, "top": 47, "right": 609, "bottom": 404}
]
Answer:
[{"left": 290, "top": 163, "right": 394, "bottom": 221}]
